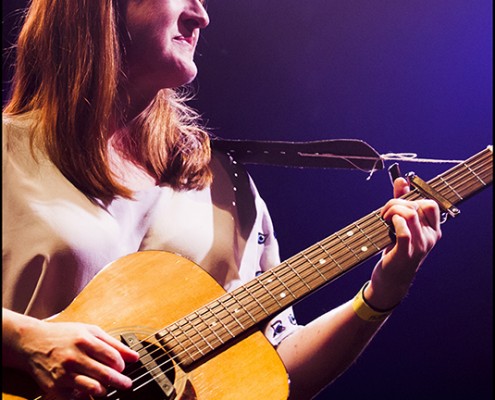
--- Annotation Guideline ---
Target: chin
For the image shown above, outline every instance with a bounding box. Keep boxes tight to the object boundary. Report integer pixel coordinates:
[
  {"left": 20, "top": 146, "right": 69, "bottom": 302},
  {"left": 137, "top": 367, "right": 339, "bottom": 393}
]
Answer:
[{"left": 178, "top": 65, "right": 198, "bottom": 86}]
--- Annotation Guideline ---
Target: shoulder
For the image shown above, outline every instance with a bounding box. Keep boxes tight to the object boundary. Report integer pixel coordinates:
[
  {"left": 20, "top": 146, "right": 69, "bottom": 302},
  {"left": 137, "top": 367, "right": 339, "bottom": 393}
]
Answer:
[
  {"left": 2, "top": 111, "right": 37, "bottom": 131},
  {"left": 2, "top": 111, "right": 38, "bottom": 150},
  {"left": 210, "top": 147, "right": 260, "bottom": 198},
  {"left": 2, "top": 111, "right": 45, "bottom": 174}
]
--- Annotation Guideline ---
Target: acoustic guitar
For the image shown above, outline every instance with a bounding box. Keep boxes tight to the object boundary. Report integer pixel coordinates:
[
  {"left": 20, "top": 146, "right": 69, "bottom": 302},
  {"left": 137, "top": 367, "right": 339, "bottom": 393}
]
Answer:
[{"left": 2, "top": 146, "right": 492, "bottom": 400}]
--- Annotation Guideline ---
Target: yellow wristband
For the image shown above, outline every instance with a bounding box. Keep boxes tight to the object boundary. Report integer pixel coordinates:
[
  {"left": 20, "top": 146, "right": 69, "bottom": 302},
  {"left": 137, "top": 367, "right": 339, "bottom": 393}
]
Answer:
[{"left": 352, "top": 281, "right": 396, "bottom": 322}]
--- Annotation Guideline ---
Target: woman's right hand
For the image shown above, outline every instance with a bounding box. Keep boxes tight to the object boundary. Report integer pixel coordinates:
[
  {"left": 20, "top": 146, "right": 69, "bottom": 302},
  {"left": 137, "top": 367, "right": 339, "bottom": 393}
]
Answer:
[{"left": 2, "top": 309, "right": 140, "bottom": 398}]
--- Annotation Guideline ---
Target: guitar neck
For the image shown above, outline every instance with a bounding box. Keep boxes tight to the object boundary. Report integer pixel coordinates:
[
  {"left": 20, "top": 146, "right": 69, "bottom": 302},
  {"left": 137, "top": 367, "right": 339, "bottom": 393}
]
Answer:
[{"left": 158, "top": 146, "right": 493, "bottom": 366}]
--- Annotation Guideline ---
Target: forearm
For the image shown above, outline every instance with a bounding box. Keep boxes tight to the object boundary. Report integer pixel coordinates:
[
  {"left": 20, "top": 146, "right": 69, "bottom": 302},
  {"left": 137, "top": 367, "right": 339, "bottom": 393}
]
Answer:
[
  {"left": 2, "top": 308, "right": 37, "bottom": 370},
  {"left": 276, "top": 300, "right": 388, "bottom": 400}
]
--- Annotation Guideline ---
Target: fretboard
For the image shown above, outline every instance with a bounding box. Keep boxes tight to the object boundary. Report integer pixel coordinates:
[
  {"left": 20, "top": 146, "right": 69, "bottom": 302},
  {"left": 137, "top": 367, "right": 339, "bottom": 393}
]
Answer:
[{"left": 158, "top": 146, "right": 493, "bottom": 366}]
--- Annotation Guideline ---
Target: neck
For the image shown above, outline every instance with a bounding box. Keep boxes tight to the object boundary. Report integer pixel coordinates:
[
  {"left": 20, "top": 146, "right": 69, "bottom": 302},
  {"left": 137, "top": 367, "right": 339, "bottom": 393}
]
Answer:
[{"left": 107, "top": 134, "right": 158, "bottom": 191}]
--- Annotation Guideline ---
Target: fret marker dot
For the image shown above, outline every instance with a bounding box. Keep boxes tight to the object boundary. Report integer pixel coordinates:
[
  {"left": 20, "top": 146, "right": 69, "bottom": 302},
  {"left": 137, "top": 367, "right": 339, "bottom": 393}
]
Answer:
[
  {"left": 361, "top": 246, "right": 368, "bottom": 252},
  {"left": 280, "top": 292, "right": 286, "bottom": 298},
  {"left": 347, "top": 231, "right": 354, "bottom": 237},
  {"left": 319, "top": 258, "right": 326, "bottom": 264}
]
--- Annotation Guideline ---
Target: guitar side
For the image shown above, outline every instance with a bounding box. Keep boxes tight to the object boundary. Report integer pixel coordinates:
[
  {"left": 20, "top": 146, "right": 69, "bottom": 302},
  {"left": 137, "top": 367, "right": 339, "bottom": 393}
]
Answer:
[{"left": 2, "top": 251, "right": 289, "bottom": 400}]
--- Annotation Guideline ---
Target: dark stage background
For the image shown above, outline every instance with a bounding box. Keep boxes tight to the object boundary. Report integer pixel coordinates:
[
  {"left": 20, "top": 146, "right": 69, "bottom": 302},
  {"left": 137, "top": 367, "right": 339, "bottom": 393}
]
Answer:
[{"left": 3, "top": 1, "right": 493, "bottom": 399}]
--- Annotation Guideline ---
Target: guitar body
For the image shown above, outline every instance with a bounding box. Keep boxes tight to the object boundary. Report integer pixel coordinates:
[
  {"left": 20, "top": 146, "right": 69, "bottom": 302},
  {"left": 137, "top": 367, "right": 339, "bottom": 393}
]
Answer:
[{"left": 2, "top": 251, "right": 289, "bottom": 400}]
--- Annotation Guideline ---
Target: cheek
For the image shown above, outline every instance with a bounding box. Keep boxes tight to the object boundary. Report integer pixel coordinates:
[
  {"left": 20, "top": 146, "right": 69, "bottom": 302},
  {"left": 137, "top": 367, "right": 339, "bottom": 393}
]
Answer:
[
  {"left": 126, "top": 21, "right": 172, "bottom": 69},
  {"left": 125, "top": 1, "right": 174, "bottom": 45}
]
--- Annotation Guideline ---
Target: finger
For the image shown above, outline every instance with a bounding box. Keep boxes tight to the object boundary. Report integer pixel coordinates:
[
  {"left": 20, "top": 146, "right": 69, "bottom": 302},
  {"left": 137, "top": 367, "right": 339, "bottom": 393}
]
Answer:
[
  {"left": 72, "top": 374, "right": 107, "bottom": 397},
  {"left": 383, "top": 205, "right": 424, "bottom": 256},
  {"left": 94, "top": 329, "right": 140, "bottom": 364},
  {"left": 75, "top": 358, "right": 134, "bottom": 391},
  {"left": 82, "top": 328, "right": 139, "bottom": 371},
  {"left": 393, "top": 177, "right": 410, "bottom": 198},
  {"left": 417, "top": 199, "right": 442, "bottom": 232},
  {"left": 391, "top": 214, "right": 412, "bottom": 251},
  {"left": 381, "top": 200, "right": 419, "bottom": 221}
]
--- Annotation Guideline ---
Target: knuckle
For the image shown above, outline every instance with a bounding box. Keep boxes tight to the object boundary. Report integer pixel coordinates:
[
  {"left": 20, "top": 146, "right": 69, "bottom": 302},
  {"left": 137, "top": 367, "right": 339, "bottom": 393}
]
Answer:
[
  {"left": 59, "top": 348, "right": 79, "bottom": 366},
  {"left": 99, "top": 366, "right": 116, "bottom": 384}
]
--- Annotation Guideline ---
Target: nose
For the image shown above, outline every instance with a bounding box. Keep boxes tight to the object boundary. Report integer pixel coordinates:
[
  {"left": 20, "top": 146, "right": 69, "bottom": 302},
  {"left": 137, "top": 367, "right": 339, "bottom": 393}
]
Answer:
[{"left": 184, "top": 0, "right": 210, "bottom": 30}]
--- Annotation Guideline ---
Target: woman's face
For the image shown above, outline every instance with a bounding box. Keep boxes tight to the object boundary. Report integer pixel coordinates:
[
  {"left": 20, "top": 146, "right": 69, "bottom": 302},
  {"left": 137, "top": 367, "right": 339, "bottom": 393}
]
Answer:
[{"left": 124, "top": 0, "right": 209, "bottom": 99}]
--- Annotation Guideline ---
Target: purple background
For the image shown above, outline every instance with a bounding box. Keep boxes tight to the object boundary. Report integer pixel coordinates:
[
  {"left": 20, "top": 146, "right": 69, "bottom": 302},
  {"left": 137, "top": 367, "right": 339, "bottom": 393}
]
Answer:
[{"left": 3, "top": 1, "right": 493, "bottom": 399}]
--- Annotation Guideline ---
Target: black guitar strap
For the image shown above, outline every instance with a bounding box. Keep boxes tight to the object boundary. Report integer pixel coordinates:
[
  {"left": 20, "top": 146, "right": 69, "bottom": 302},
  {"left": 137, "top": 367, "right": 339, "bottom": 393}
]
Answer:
[{"left": 210, "top": 137, "right": 384, "bottom": 173}]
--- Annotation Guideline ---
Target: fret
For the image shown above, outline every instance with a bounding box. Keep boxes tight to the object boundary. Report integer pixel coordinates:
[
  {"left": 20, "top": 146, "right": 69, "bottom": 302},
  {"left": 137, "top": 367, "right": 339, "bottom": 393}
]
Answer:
[
  {"left": 229, "top": 290, "right": 258, "bottom": 324},
  {"left": 439, "top": 176, "right": 463, "bottom": 202},
  {"left": 353, "top": 222, "right": 382, "bottom": 252},
  {"left": 154, "top": 330, "right": 177, "bottom": 353},
  {"left": 285, "top": 259, "right": 312, "bottom": 290},
  {"left": 323, "top": 235, "right": 355, "bottom": 273},
  {"left": 477, "top": 162, "right": 493, "bottom": 180},
  {"left": 221, "top": 296, "right": 249, "bottom": 332},
  {"left": 200, "top": 304, "right": 226, "bottom": 345},
  {"left": 321, "top": 236, "right": 348, "bottom": 267},
  {"left": 285, "top": 248, "right": 329, "bottom": 293},
  {"left": 242, "top": 282, "right": 270, "bottom": 318},
  {"left": 317, "top": 253, "right": 342, "bottom": 281},
  {"left": 163, "top": 325, "right": 195, "bottom": 365},
  {"left": 463, "top": 161, "right": 490, "bottom": 186},
  {"left": 270, "top": 265, "right": 299, "bottom": 300},
  {"left": 301, "top": 253, "right": 328, "bottom": 284},
  {"left": 257, "top": 274, "right": 284, "bottom": 308},
  {"left": 335, "top": 231, "right": 363, "bottom": 262},
  {"left": 442, "top": 154, "right": 491, "bottom": 194},
  {"left": 317, "top": 242, "right": 344, "bottom": 272},
  {"left": 263, "top": 270, "right": 293, "bottom": 307},
  {"left": 366, "top": 215, "right": 393, "bottom": 243},
  {"left": 372, "top": 211, "right": 393, "bottom": 232},
  {"left": 208, "top": 301, "right": 241, "bottom": 342},
  {"left": 444, "top": 173, "right": 482, "bottom": 200},
  {"left": 174, "top": 319, "right": 204, "bottom": 361},
  {"left": 296, "top": 254, "right": 327, "bottom": 287},
  {"left": 189, "top": 312, "right": 214, "bottom": 352},
  {"left": 213, "top": 299, "right": 238, "bottom": 338}
]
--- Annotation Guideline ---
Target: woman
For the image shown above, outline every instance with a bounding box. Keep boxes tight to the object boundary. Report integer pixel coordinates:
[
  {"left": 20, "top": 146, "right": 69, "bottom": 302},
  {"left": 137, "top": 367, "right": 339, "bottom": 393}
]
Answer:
[{"left": 2, "top": 1, "right": 442, "bottom": 399}]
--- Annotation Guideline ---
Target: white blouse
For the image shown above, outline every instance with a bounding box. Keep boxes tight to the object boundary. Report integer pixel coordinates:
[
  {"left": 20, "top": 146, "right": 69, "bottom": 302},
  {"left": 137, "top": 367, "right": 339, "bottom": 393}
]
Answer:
[{"left": 2, "top": 113, "right": 298, "bottom": 346}]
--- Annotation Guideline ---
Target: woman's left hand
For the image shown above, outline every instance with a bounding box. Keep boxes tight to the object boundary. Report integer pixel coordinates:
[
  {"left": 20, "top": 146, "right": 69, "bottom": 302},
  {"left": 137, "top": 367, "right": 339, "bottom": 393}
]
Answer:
[{"left": 365, "top": 177, "right": 442, "bottom": 309}]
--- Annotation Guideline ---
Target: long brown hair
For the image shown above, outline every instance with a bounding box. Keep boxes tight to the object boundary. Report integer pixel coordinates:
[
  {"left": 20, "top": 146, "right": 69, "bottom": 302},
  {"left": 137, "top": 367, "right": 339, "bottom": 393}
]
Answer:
[{"left": 3, "top": 0, "right": 212, "bottom": 203}]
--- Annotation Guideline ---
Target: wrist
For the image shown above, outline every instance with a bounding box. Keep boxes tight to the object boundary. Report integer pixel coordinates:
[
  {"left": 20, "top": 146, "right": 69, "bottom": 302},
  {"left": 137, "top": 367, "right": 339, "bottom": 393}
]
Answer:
[
  {"left": 352, "top": 281, "right": 401, "bottom": 322},
  {"left": 2, "top": 309, "right": 40, "bottom": 369},
  {"left": 363, "top": 279, "right": 407, "bottom": 311}
]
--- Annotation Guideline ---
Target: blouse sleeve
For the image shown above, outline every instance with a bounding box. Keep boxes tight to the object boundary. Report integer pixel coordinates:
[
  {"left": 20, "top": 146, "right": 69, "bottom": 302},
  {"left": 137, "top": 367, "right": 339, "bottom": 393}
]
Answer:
[{"left": 249, "top": 175, "right": 301, "bottom": 347}]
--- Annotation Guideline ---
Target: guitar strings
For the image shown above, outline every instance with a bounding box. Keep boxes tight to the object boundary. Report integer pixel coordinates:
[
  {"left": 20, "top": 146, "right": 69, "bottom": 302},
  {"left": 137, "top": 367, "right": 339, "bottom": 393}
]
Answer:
[
  {"left": 104, "top": 150, "right": 492, "bottom": 399},
  {"left": 104, "top": 151, "right": 492, "bottom": 400},
  {"left": 28, "top": 149, "right": 491, "bottom": 396},
  {"left": 104, "top": 213, "right": 393, "bottom": 398},
  {"left": 106, "top": 152, "right": 494, "bottom": 398}
]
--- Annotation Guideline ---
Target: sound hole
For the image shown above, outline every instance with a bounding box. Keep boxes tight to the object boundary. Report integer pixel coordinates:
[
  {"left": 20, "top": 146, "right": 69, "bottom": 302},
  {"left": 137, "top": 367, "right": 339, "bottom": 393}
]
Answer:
[{"left": 115, "top": 339, "right": 177, "bottom": 400}]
